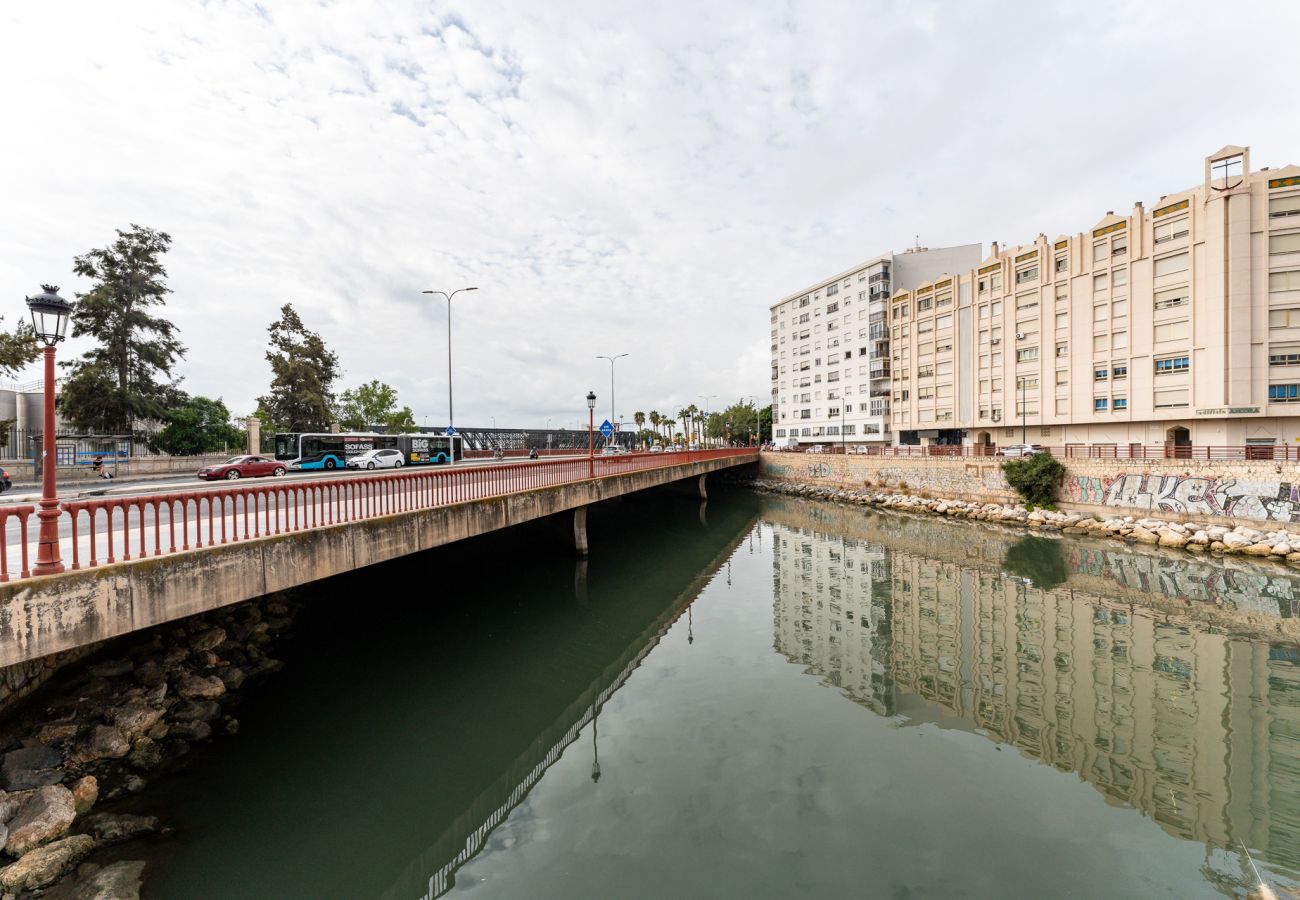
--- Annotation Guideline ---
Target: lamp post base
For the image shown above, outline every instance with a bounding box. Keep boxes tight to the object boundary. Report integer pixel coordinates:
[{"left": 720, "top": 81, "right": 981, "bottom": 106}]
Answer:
[{"left": 32, "top": 499, "right": 64, "bottom": 576}]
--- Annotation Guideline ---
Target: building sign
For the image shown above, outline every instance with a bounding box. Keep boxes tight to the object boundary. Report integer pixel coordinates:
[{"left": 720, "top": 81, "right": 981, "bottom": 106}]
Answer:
[
  {"left": 1195, "top": 406, "right": 1260, "bottom": 416},
  {"left": 1153, "top": 198, "right": 1190, "bottom": 218}
]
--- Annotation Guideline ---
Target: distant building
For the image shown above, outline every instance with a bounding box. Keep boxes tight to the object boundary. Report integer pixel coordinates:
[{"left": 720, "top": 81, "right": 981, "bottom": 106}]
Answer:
[
  {"left": 890, "top": 145, "right": 1300, "bottom": 451},
  {"left": 769, "top": 244, "right": 982, "bottom": 446}
]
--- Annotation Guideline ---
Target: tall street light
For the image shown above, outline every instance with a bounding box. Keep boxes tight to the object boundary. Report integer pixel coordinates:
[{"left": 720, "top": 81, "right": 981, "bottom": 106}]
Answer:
[
  {"left": 586, "top": 391, "right": 597, "bottom": 478},
  {"left": 699, "top": 394, "right": 718, "bottom": 448},
  {"left": 420, "top": 286, "right": 478, "bottom": 432},
  {"left": 596, "top": 353, "right": 627, "bottom": 438},
  {"left": 25, "top": 285, "right": 73, "bottom": 576}
]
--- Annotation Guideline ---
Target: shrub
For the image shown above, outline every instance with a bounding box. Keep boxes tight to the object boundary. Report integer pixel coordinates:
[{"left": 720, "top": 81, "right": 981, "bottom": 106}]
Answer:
[{"left": 1001, "top": 453, "right": 1065, "bottom": 507}]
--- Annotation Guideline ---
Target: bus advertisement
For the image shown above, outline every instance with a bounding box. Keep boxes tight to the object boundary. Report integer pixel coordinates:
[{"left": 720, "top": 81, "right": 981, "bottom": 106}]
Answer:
[{"left": 274, "top": 433, "right": 462, "bottom": 470}]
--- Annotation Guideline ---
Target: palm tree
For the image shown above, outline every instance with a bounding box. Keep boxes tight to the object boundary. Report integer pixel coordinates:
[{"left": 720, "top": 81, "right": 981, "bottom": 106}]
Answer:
[
  {"left": 664, "top": 418, "right": 676, "bottom": 444},
  {"left": 649, "top": 410, "right": 661, "bottom": 442}
]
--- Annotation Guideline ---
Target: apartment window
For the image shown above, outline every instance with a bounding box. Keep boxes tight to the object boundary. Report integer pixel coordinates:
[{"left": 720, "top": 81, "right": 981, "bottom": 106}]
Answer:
[
  {"left": 1154, "top": 217, "right": 1189, "bottom": 244},
  {"left": 1055, "top": 283, "right": 1068, "bottom": 301},
  {"left": 991, "top": 274, "right": 1002, "bottom": 291},
  {"left": 1271, "top": 233, "right": 1300, "bottom": 255},
  {"left": 826, "top": 302, "right": 839, "bottom": 313},
  {"left": 1093, "top": 335, "right": 1109, "bottom": 352},
  {"left": 1093, "top": 304, "right": 1108, "bottom": 322},
  {"left": 1269, "top": 346, "right": 1300, "bottom": 366},
  {"left": 1154, "top": 252, "right": 1190, "bottom": 277},
  {"left": 1094, "top": 368, "right": 1108, "bottom": 381},
  {"left": 1093, "top": 243, "right": 1108, "bottom": 263},
  {"left": 1154, "top": 388, "right": 1189, "bottom": 408},
  {"left": 1271, "top": 195, "right": 1300, "bottom": 219},
  {"left": 1112, "top": 237, "right": 1127, "bottom": 258},
  {"left": 1155, "top": 355, "right": 1190, "bottom": 374},
  {"left": 1093, "top": 273, "right": 1108, "bottom": 291},
  {"left": 1094, "top": 398, "right": 1109, "bottom": 411},
  {"left": 1015, "top": 266, "right": 1038, "bottom": 285},
  {"left": 1015, "top": 401, "right": 1039, "bottom": 415},
  {"left": 826, "top": 284, "right": 838, "bottom": 296},
  {"left": 917, "top": 297, "right": 933, "bottom": 312},
  {"left": 1269, "top": 384, "right": 1300, "bottom": 403},
  {"left": 1270, "top": 308, "right": 1300, "bottom": 328},
  {"left": 1112, "top": 268, "right": 1128, "bottom": 287},
  {"left": 935, "top": 293, "right": 953, "bottom": 309},
  {"left": 936, "top": 360, "right": 953, "bottom": 376},
  {"left": 1055, "top": 342, "right": 1068, "bottom": 358},
  {"left": 1154, "top": 320, "right": 1190, "bottom": 342},
  {"left": 1112, "top": 331, "right": 1128, "bottom": 350},
  {"left": 1112, "top": 364, "right": 1128, "bottom": 379},
  {"left": 827, "top": 408, "right": 840, "bottom": 418},
  {"left": 1055, "top": 312, "right": 1068, "bottom": 330},
  {"left": 992, "top": 301, "right": 1002, "bottom": 316},
  {"left": 1113, "top": 397, "right": 1128, "bottom": 410},
  {"left": 935, "top": 341, "right": 953, "bottom": 353},
  {"left": 978, "top": 304, "right": 989, "bottom": 319},
  {"left": 917, "top": 365, "right": 934, "bottom": 378},
  {"left": 1055, "top": 255, "right": 1067, "bottom": 273},
  {"left": 1017, "top": 377, "right": 1038, "bottom": 390},
  {"left": 1055, "top": 398, "right": 1069, "bottom": 414},
  {"left": 935, "top": 314, "right": 953, "bottom": 331},
  {"left": 1016, "top": 347, "right": 1039, "bottom": 362},
  {"left": 917, "top": 320, "right": 933, "bottom": 334},
  {"left": 1112, "top": 300, "right": 1128, "bottom": 318},
  {"left": 1155, "top": 287, "right": 1190, "bottom": 310},
  {"left": 899, "top": 390, "right": 909, "bottom": 401},
  {"left": 1056, "top": 370, "right": 1068, "bottom": 386},
  {"left": 1270, "top": 271, "right": 1300, "bottom": 292},
  {"left": 798, "top": 313, "right": 810, "bottom": 324},
  {"left": 1016, "top": 294, "right": 1038, "bottom": 312}
]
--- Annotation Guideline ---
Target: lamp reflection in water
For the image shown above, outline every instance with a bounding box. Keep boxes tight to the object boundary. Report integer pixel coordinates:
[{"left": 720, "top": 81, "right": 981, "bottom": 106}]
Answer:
[{"left": 590, "top": 703, "right": 601, "bottom": 783}]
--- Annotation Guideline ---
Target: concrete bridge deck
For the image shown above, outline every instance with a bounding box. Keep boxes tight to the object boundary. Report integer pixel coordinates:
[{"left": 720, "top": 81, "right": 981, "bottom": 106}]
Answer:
[{"left": 0, "top": 450, "right": 756, "bottom": 667}]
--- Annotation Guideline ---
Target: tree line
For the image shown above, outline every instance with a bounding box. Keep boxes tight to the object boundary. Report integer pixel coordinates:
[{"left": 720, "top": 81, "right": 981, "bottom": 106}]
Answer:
[{"left": 28, "top": 224, "right": 417, "bottom": 455}]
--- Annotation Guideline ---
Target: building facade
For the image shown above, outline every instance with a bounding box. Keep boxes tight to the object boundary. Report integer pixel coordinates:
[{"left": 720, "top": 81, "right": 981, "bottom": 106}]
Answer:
[
  {"left": 769, "top": 245, "right": 982, "bottom": 446},
  {"left": 890, "top": 145, "right": 1300, "bottom": 450}
]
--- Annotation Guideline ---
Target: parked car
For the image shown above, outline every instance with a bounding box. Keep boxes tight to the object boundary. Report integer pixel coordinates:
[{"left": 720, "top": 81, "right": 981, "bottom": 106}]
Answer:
[
  {"left": 347, "top": 448, "right": 405, "bottom": 470},
  {"left": 601, "top": 446, "right": 626, "bottom": 456},
  {"left": 198, "top": 455, "right": 286, "bottom": 481},
  {"left": 995, "top": 443, "right": 1044, "bottom": 458},
  {"left": 649, "top": 445, "right": 664, "bottom": 454},
  {"left": 809, "top": 445, "right": 826, "bottom": 454}
]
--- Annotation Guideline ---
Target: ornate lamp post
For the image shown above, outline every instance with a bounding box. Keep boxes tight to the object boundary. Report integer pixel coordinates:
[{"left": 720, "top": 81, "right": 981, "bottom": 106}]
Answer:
[
  {"left": 25, "top": 285, "right": 73, "bottom": 576},
  {"left": 587, "top": 391, "right": 597, "bottom": 478}
]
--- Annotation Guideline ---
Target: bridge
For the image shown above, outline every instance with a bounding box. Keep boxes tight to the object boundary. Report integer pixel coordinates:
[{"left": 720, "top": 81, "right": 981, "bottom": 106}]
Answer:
[{"left": 0, "top": 449, "right": 756, "bottom": 668}]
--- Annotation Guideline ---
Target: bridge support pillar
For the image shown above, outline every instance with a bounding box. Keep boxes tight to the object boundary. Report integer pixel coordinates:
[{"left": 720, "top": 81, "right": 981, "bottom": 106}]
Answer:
[
  {"left": 572, "top": 506, "right": 589, "bottom": 557},
  {"left": 695, "top": 474, "right": 708, "bottom": 499}
]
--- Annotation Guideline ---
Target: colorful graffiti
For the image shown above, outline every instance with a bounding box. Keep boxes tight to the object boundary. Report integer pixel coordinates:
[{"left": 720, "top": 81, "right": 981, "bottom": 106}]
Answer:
[{"left": 1065, "top": 473, "right": 1300, "bottom": 522}]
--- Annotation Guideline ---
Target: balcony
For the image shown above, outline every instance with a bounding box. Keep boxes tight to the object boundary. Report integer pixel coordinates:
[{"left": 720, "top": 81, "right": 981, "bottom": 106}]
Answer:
[{"left": 869, "top": 366, "right": 890, "bottom": 380}]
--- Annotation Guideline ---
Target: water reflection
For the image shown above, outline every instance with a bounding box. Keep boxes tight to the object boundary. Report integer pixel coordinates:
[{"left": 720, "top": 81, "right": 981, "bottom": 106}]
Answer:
[{"left": 764, "top": 496, "right": 1300, "bottom": 885}]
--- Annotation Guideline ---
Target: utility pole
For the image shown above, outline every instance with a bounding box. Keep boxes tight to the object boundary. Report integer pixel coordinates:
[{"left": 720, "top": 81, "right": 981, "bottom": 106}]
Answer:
[{"left": 421, "top": 286, "right": 478, "bottom": 431}]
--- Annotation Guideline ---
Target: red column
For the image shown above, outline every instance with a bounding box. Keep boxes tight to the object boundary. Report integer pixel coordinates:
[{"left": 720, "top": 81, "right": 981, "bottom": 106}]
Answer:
[
  {"left": 588, "top": 408, "right": 594, "bottom": 478},
  {"left": 33, "top": 346, "right": 63, "bottom": 575}
]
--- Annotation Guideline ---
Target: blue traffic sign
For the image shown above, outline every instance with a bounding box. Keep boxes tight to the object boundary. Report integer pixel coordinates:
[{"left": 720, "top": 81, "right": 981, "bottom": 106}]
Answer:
[
  {"left": 445, "top": 427, "right": 457, "bottom": 436},
  {"left": 599, "top": 420, "right": 614, "bottom": 438}
]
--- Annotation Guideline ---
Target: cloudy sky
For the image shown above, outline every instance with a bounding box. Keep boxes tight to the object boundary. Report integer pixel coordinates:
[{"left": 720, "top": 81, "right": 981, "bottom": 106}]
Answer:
[{"left": 2, "top": 0, "right": 1298, "bottom": 431}]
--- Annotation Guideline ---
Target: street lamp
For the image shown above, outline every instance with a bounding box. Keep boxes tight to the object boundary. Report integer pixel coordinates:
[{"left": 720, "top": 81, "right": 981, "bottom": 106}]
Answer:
[
  {"left": 25, "top": 285, "right": 73, "bottom": 576},
  {"left": 699, "top": 394, "right": 718, "bottom": 448},
  {"left": 586, "top": 390, "right": 597, "bottom": 477},
  {"left": 420, "top": 286, "right": 478, "bottom": 432},
  {"left": 595, "top": 354, "right": 627, "bottom": 440}
]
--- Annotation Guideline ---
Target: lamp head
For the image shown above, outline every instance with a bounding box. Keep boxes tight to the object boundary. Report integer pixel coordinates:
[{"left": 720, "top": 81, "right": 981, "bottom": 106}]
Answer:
[
  {"left": 586, "top": 391, "right": 596, "bottom": 410},
  {"left": 25, "top": 285, "right": 74, "bottom": 346}
]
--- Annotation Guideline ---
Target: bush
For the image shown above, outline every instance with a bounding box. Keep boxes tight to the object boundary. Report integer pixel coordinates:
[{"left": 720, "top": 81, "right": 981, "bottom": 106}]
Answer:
[{"left": 1001, "top": 453, "right": 1065, "bottom": 507}]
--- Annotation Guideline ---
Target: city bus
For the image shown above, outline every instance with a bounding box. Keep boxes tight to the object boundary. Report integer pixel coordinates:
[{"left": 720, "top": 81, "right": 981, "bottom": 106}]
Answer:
[{"left": 274, "top": 432, "right": 462, "bottom": 470}]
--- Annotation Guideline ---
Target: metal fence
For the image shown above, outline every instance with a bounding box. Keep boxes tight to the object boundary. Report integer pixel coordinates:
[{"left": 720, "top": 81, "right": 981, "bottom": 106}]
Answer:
[
  {"left": 0, "top": 449, "right": 755, "bottom": 582},
  {"left": 771, "top": 443, "right": 1300, "bottom": 461}
]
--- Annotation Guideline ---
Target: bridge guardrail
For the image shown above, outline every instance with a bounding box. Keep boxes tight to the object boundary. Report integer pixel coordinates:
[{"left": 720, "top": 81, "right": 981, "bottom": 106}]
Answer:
[{"left": 1, "top": 449, "right": 755, "bottom": 583}]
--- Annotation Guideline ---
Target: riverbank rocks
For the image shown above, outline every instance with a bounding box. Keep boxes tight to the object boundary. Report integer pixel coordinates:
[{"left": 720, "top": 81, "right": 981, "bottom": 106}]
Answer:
[
  {"left": 4, "top": 784, "right": 77, "bottom": 856},
  {"left": 740, "top": 475, "right": 1300, "bottom": 569},
  {"left": 2, "top": 744, "right": 64, "bottom": 791},
  {"left": 175, "top": 674, "right": 225, "bottom": 701},
  {"left": 105, "top": 702, "right": 165, "bottom": 742},
  {"left": 67, "top": 726, "right": 130, "bottom": 767},
  {"left": 70, "top": 777, "right": 97, "bottom": 816},
  {"left": 0, "top": 834, "right": 95, "bottom": 892},
  {"left": 61, "top": 859, "right": 147, "bottom": 900},
  {"left": 79, "top": 812, "right": 158, "bottom": 846}
]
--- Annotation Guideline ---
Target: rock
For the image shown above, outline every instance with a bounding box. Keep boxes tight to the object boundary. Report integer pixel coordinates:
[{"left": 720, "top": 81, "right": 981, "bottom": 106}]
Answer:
[
  {"left": 1222, "top": 532, "right": 1253, "bottom": 549},
  {"left": 104, "top": 703, "right": 164, "bottom": 741},
  {"left": 187, "top": 626, "right": 226, "bottom": 653},
  {"left": 1157, "top": 529, "right": 1189, "bottom": 549},
  {"left": 1272, "top": 542, "right": 1293, "bottom": 556},
  {"left": 132, "top": 661, "right": 165, "bottom": 689},
  {"left": 170, "top": 700, "right": 221, "bottom": 723},
  {"left": 1210, "top": 541, "right": 1227, "bottom": 552},
  {"left": 87, "top": 659, "right": 133, "bottom": 679},
  {"left": 145, "top": 722, "right": 169, "bottom": 742},
  {"left": 69, "top": 777, "right": 97, "bottom": 816},
  {"left": 101, "top": 776, "right": 147, "bottom": 804},
  {"left": 4, "top": 784, "right": 76, "bottom": 856},
  {"left": 219, "top": 717, "right": 239, "bottom": 736},
  {"left": 67, "top": 726, "right": 130, "bottom": 767},
  {"left": 36, "top": 723, "right": 79, "bottom": 747},
  {"left": 175, "top": 675, "right": 225, "bottom": 700},
  {"left": 126, "top": 738, "right": 162, "bottom": 772},
  {"left": 166, "top": 720, "right": 211, "bottom": 742},
  {"left": 2, "top": 745, "right": 64, "bottom": 791},
  {"left": 216, "top": 667, "right": 246, "bottom": 691},
  {"left": 1129, "top": 527, "right": 1159, "bottom": 544},
  {"left": 67, "top": 859, "right": 146, "bottom": 900},
  {"left": 78, "top": 812, "right": 158, "bottom": 846},
  {"left": 0, "top": 835, "right": 95, "bottom": 892},
  {"left": 1190, "top": 531, "right": 1211, "bottom": 545},
  {"left": 0, "top": 791, "right": 26, "bottom": 824},
  {"left": 1244, "top": 542, "right": 1275, "bottom": 557}
]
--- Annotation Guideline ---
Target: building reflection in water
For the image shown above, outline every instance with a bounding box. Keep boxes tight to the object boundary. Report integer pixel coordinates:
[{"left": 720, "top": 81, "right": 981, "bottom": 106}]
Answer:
[{"left": 767, "top": 504, "right": 1300, "bottom": 881}]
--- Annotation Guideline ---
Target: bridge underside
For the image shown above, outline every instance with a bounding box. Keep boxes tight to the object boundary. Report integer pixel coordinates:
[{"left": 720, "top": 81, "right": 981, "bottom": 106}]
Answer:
[{"left": 0, "top": 455, "right": 754, "bottom": 667}]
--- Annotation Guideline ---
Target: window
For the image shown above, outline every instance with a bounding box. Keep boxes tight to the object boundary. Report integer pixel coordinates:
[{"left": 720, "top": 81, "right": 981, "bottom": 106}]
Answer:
[
  {"left": 1269, "top": 346, "right": 1300, "bottom": 366},
  {"left": 1270, "top": 308, "right": 1300, "bottom": 328},
  {"left": 935, "top": 314, "right": 953, "bottom": 331},
  {"left": 1211, "top": 154, "right": 1243, "bottom": 182},
  {"left": 1155, "top": 355, "right": 1190, "bottom": 374},
  {"left": 1056, "top": 370, "right": 1069, "bottom": 386},
  {"left": 1093, "top": 304, "right": 1108, "bottom": 322},
  {"left": 917, "top": 319, "right": 933, "bottom": 334},
  {"left": 917, "top": 297, "right": 933, "bottom": 312},
  {"left": 1093, "top": 273, "right": 1108, "bottom": 291},
  {"left": 1271, "top": 195, "right": 1300, "bottom": 219},
  {"left": 1015, "top": 266, "right": 1038, "bottom": 285},
  {"left": 1154, "top": 388, "right": 1189, "bottom": 408},
  {"left": 917, "top": 365, "right": 934, "bottom": 378},
  {"left": 1112, "top": 237, "right": 1127, "bottom": 258},
  {"left": 1093, "top": 335, "right": 1108, "bottom": 352},
  {"left": 1094, "top": 368, "right": 1108, "bottom": 381},
  {"left": 1155, "top": 287, "right": 1190, "bottom": 310},
  {"left": 1055, "top": 342, "right": 1068, "bottom": 358},
  {"left": 1271, "top": 233, "right": 1300, "bottom": 255},
  {"left": 1094, "top": 398, "right": 1109, "bottom": 411},
  {"left": 1055, "top": 312, "right": 1068, "bottom": 330},
  {"left": 826, "top": 284, "right": 838, "bottom": 296},
  {"left": 1016, "top": 347, "right": 1039, "bottom": 362},
  {"left": 1093, "top": 243, "right": 1108, "bottom": 262},
  {"left": 1154, "top": 218, "right": 1190, "bottom": 244},
  {"left": 1270, "top": 271, "right": 1300, "bottom": 292},
  {"left": 1016, "top": 294, "right": 1038, "bottom": 312},
  {"left": 1154, "top": 320, "right": 1190, "bottom": 342},
  {"left": 1154, "top": 252, "right": 1190, "bottom": 277},
  {"left": 1112, "top": 268, "right": 1128, "bottom": 287},
  {"left": 1055, "top": 398, "right": 1069, "bottom": 414},
  {"left": 1113, "top": 397, "right": 1128, "bottom": 410},
  {"left": 1055, "top": 255, "right": 1068, "bottom": 273},
  {"left": 1112, "top": 300, "right": 1128, "bottom": 319},
  {"left": 1112, "top": 364, "right": 1128, "bottom": 379},
  {"left": 1055, "top": 283, "right": 1068, "bottom": 301},
  {"left": 826, "top": 301, "right": 839, "bottom": 313},
  {"left": 1016, "top": 377, "right": 1039, "bottom": 390},
  {"left": 1269, "top": 384, "right": 1300, "bottom": 403}
]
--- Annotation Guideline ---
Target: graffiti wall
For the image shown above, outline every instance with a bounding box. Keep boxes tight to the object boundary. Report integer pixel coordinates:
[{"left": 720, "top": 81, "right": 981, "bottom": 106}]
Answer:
[{"left": 1064, "top": 472, "right": 1300, "bottom": 523}]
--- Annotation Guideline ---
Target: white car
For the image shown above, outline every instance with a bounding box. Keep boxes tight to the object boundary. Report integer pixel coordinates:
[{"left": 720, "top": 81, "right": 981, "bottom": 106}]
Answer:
[
  {"left": 601, "top": 446, "right": 626, "bottom": 456},
  {"left": 649, "top": 445, "right": 665, "bottom": 454},
  {"left": 995, "top": 443, "right": 1044, "bottom": 458},
  {"left": 347, "top": 448, "right": 405, "bottom": 470}
]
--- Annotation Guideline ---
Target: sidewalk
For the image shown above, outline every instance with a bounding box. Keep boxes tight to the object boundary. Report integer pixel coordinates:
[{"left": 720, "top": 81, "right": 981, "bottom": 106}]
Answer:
[{"left": 1, "top": 469, "right": 205, "bottom": 504}]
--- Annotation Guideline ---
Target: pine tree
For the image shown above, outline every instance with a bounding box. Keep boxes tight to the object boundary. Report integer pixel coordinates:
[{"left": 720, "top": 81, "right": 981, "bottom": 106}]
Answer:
[{"left": 257, "top": 304, "right": 340, "bottom": 433}]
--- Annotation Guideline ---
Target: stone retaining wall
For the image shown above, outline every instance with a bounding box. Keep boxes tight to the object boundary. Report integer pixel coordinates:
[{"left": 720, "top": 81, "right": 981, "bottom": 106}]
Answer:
[{"left": 758, "top": 453, "right": 1300, "bottom": 527}]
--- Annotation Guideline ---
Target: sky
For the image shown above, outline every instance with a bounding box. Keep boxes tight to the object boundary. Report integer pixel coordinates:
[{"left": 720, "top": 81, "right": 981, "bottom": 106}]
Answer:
[{"left": 2, "top": 0, "right": 1299, "bottom": 432}]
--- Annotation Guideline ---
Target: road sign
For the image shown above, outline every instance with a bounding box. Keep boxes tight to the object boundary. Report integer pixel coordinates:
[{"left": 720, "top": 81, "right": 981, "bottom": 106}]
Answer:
[
  {"left": 445, "top": 427, "right": 457, "bottom": 436},
  {"left": 599, "top": 420, "right": 614, "bottom": 438}
]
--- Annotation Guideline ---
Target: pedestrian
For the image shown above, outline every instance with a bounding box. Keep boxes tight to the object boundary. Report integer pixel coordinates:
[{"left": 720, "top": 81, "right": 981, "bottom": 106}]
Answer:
[{"left": 92, "top": 454, "right": 112, "bottom": 480}]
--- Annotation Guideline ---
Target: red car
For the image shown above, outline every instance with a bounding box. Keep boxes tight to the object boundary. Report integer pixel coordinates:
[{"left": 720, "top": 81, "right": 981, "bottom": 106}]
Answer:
[{"left": 197, "top": 455, "right": 287, "bottom": 481}]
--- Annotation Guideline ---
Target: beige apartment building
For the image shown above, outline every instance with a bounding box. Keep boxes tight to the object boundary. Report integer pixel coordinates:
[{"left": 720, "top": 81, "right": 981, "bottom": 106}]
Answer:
[
  {"left": 890, "top": 145, "right": 1300, "bottom": 451},
  {"left": 769, "top": 245, "right": 982, "bottom": 446}
]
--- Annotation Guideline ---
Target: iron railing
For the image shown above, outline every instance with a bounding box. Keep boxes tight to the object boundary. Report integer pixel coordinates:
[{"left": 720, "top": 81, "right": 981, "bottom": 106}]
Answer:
[{"left": 1, "top": 449, "right": 754, "bottom": 583}]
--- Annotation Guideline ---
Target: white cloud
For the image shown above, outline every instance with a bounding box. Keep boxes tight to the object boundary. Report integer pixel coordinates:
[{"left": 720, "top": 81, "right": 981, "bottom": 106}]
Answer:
[{"left": 1, "top": 0, "right": 1297, "bottom": 430}]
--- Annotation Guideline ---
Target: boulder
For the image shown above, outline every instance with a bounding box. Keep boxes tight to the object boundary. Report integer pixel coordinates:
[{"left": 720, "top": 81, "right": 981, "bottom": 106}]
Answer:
[
  {"left": 0, "top": 790, "right": 26, "bottom": 824},
  {"left": 37, "top": 723, "right": 79, "bottom": 746},
  {"left": 126, "top": 738, "right": 163, "bottom": 772},
  {"left": 1271, "top": 542, "right": 1293, "bottom": 556},
  {"left": 4, "top": 784, "right": 77, "bottom": 856},
  {"left": 1157, "top": 529, "right": 1189, "bottom": 549},
  {"left": 176, "top": 675, "right": 225, "bottom": 700},
  {"left": 67, "top": 859, "right": 147, "bottom": 900},
  {"left": 1244, "top": 542, "right": 1276, "bottom": 557},
  {"left": 104, "top": 703, "right": 165, "bottom": 741},
  {"left": 2, "top": 744, "right": 64, "bottom": 791},
  {"left": 0, "top": 834, "right": 95, "bottom": 892},
  {"left": 1222, "top": 532, "right": 1253, "bottom": 550},
  {"left": 170, "top": 700, "right": 221, "bottom": 723},
  {"left": 69, "top": 776, "right": 97, "bottom": 816},
  {"left": 132, "top": 661, "right": 166, "bottom": 688},
  {"left": 79, "top": 812, "right": 158, "bottom": 846},
  {"left": 67, "top": 726, "right": 130, "bottom": 767},
  {"left": 188, "top": 626, "right": 227, "bottom": 653},
  {"left": 1129, "top": 527, "right": 1159, "bottom": 544},
  {"left": 166, "top": 720, "right": 212, "bottom": 742}
]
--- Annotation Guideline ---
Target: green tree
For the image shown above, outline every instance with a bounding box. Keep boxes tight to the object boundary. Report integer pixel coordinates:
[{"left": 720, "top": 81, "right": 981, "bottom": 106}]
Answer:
[
  {"left": 386, "top": 406, "right": 417, "bottom": 433},
  {"left": 61, "top": 225, "right": 186, "bottom": 433},
  {"left": 1001, "top": 453, "right": 1066, "bottom": 508},
  {"left": 257, "top": 304, "right": 339, "bottom": 433},
  {"left": 151, "top": 395, "right": 244, "bottom": 456},
  {"left": 649, "top": 410, "right": 661, "bottom": 440},
  {"left": 336, "top": 380, "right": 400, "bottom": 431}
]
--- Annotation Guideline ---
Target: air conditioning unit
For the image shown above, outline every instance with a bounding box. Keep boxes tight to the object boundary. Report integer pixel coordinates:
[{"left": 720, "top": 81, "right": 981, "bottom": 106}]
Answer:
[
  {"left": 990, "top": 338, "right": 1001, "bottom": 345},
  {"left": 1016, "top": 332, "right": 1026, "bottom": 340}
]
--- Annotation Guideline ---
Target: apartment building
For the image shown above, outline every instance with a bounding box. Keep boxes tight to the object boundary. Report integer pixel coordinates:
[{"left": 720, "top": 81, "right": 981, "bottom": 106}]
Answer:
[
  {"left": 890, "top": 145, "right": 1300, "bottom": 451},
  {"left": 769, "top": 244, "right": 982, "bottom": 446}
]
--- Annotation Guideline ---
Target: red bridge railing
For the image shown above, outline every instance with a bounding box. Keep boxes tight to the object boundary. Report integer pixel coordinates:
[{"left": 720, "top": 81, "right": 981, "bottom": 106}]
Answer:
[
  {"left": 772, "top": 444, "right": 1300, "bottom": 461},
  {"left": 1, "top": 449, "right": 754, "bottom": 583}
]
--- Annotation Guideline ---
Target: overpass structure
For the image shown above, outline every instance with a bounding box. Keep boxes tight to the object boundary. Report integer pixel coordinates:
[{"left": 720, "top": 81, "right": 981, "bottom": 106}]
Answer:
[{"left": 0, "top": 450, "right": 756, "bottom": 668}]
